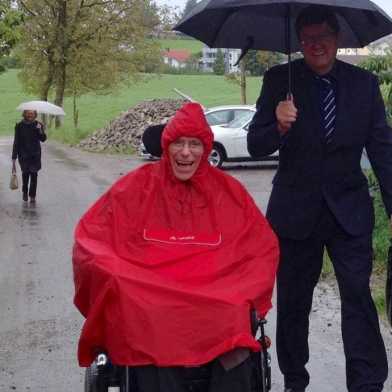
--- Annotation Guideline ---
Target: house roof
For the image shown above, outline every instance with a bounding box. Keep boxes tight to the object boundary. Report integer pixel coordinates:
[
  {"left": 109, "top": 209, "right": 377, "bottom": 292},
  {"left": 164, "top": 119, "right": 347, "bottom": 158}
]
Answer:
[{"left": 162, "top": 49, "right": 192, "bottom": 63}]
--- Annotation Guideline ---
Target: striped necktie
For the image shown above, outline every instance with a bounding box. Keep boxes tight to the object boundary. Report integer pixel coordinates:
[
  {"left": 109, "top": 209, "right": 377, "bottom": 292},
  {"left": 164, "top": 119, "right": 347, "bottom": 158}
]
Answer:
[{"left": 319, "top": 76, "right": 336, "bottom": 143}]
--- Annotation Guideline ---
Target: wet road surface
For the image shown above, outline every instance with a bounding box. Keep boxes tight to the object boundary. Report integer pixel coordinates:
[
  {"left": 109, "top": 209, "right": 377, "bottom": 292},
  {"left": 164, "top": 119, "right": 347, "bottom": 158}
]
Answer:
[{"left": 0, "top": 137, "right": 391, "bottom": 391}]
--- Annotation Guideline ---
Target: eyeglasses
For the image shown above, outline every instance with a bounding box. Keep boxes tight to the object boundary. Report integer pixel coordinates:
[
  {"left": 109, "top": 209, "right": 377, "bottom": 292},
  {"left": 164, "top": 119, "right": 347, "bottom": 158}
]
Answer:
[
  {"left": 300, "top": 31, "right": 337, "bottom": 47},
  {"left": 170, "top": 139, "right": 204, "bottom": 152}
]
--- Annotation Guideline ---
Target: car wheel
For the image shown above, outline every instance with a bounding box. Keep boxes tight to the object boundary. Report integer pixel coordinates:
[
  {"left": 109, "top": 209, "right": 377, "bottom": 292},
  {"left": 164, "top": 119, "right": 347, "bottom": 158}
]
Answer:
[{"left": 209, "top": 145, "right": 225, "bottom": 168}]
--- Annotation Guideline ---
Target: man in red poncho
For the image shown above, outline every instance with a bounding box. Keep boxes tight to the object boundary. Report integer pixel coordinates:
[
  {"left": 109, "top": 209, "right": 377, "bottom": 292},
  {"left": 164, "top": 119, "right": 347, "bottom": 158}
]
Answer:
[{"left": 73, "top": 102, "right": 279, "bottom": 391}]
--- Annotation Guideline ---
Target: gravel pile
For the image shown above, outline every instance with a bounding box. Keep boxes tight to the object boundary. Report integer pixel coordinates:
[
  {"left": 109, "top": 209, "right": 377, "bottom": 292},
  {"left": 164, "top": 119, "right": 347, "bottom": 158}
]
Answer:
[{"left": 78, "top": 99, "right": 186, "bottom": 152}]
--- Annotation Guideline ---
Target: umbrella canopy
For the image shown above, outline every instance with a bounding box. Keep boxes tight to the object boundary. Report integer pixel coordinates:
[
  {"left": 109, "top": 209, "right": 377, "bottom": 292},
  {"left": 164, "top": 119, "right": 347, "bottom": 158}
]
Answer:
[
  {"left": 175, "top": 0, "right": 392, "bottom": 54},
  {"left": 175, "top": 0, "right": 392, "bottom": 94},
  {"left": 16, "top": 100, "right": 65, "bottom": 116}
]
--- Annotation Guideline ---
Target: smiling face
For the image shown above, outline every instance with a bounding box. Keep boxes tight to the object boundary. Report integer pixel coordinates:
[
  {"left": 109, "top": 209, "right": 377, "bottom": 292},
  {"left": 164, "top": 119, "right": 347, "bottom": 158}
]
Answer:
[
  {"left": 23, "top": 110, "right": 37, "bottom": 122},
  {"left": 168, "top": 136, "right": 204, "bottom": 181},
  {"left": 300, "top": 22, "right": 338, "bottom": 75}
]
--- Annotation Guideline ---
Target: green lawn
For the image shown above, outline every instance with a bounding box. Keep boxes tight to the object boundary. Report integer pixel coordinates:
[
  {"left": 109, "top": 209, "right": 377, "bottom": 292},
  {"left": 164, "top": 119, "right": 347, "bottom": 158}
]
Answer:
[
  {"left": 158, "top": 38, "right": 204, "bottom": 54},
  {"left": 0, "top": 70, "right": 263, "bottom": 141},
  {"left": 0, "top": 70, "right": 35, "bottom": 135}
]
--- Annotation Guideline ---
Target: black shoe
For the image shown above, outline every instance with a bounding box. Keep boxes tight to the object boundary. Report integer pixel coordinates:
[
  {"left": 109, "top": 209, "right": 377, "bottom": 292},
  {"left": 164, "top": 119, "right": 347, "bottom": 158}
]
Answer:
[
  {"left": 30, "top": 197, "right": 36, "bottom": 203},
  {"left": 23, "top": 193, "right": 28, "bottom": 202},
  {"left": 284, "top": 389, "right": 305, "bottom": 392}
]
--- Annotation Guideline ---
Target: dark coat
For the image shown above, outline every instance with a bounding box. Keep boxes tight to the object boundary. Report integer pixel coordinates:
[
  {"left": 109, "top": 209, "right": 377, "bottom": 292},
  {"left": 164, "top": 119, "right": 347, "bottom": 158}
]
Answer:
[
  {"left": 247, "top": 59, "right": 392, "bottom": 240},
  {"left": 12, "top": 120, "right": 47, "bottom": 173}
]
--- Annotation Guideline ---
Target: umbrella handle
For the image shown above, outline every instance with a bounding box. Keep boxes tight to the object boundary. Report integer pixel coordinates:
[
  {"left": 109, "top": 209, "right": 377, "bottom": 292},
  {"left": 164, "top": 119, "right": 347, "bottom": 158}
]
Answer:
[{"left": 286, "top": 4, "right": 292, "bottom": 96}]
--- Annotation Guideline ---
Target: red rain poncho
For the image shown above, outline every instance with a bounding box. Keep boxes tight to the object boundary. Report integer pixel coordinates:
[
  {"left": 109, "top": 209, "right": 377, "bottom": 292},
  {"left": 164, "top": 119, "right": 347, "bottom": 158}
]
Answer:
[{"left": 73, "top": 103, "right": 279, "bottom": 367}]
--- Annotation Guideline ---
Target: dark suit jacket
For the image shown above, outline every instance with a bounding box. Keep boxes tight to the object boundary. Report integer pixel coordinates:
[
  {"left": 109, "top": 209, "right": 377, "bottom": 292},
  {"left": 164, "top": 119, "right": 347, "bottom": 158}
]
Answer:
[{"left": 248, "top": 59, "right": 392, "bottom": 240}]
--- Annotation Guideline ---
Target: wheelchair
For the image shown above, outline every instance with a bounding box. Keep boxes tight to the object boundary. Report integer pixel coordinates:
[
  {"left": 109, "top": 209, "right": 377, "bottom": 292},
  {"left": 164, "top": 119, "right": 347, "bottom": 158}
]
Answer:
[{"left": 84, "top": 315, "right": 271, "bottom": 392}]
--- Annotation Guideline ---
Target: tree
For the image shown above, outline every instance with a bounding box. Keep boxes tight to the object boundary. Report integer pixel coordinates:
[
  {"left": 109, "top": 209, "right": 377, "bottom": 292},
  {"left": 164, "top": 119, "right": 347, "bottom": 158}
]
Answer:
[
  {"left": 156, "top": 3, "right": 181, "bottom": 34},
  {"left": 225, "top": 58, "right": 247, "bottom": 104},
  {"left": 360, "top": 54, "right": 392, "bottom": 84},
  {"left": 213, "top": 49, "right": 225, "bottom": 75},
  {"left": 245, "top": 50, "right": 264, "bottom": 76},
  {"left": 224, "top": 49, "right": 284, "bottom": 104},
  {"left": 185, "top": 51, "right": 202, "bottom": 71},
  {"left": 245, "top": 50, "right": 284, "bottom": 76},
  {"left": 258, "top": 51, "right": 284, "bottom": 73},
  {"left": 239, "top": 59, "right": 246, "bottom": 104},
  {"left": 182, "top": 0, "right": 198, "bottom": 18},
  {"left": 17, "top": 0, "right": 161, "bottom": 127},
  {"left": 0, "top": 1, "right": 22, "bottom": 58},
  {"left": 360, "top": 54, "right": 392, "bottom": 120}
]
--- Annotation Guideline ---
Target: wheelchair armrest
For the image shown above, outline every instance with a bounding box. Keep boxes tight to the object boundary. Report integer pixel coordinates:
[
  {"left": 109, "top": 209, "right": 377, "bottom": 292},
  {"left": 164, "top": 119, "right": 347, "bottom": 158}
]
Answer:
[
  {"left": 250, "top": 309, "right": 266, "bottom": 337},
  {"left": 96, "top": 352, "right": 109, "bottom": 367}
]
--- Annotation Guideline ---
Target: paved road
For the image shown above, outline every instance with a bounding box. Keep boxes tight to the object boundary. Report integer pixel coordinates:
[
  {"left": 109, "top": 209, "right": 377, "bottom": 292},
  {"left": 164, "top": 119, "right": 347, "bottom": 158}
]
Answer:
[{"left": 0, "top": 138, "right": 391, "bottom": 392}]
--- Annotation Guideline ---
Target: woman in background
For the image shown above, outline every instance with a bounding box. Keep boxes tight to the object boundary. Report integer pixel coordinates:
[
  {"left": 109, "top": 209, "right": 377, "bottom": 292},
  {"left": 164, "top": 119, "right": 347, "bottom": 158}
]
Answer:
[{"left": 12, "top": 110, "right": 46, "bottom": 203}]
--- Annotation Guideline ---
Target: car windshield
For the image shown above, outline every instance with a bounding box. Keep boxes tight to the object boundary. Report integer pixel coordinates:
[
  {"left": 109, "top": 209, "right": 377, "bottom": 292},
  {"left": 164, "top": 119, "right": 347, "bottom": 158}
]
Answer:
[{"left": 226, "top": 110, "right": 254, "bottom": 128}]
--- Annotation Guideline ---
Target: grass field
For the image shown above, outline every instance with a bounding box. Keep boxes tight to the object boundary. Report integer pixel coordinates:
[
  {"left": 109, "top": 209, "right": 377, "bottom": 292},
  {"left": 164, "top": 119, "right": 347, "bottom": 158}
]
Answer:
[
  {"left": 0, "top": 70, "right": 35, "bottom": 135},
  {"left": 158, "top": 38, "right": 204, "bottom": 54},
  {"left": 0, "top": 70, "right": 263, "bottom": 141}
]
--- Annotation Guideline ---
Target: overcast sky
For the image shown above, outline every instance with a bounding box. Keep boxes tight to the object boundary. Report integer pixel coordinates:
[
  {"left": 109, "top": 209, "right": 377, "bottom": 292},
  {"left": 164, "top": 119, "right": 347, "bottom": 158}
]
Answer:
[{"left": 155, "top": 0, "right": 392, "bottom": 18}]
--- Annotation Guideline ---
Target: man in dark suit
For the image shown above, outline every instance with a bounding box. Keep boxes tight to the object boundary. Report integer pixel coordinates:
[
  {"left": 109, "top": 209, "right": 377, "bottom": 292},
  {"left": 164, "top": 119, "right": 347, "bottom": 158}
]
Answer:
[{"left": 248, "top": 6, "right": 392, "bottom": 392}]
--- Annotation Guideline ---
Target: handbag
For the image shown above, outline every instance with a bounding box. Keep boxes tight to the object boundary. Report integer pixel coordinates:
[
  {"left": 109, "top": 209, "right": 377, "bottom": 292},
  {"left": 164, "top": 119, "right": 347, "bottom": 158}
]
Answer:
[{"left": 9, "top": 169, "right": 19, "bottom": 190}]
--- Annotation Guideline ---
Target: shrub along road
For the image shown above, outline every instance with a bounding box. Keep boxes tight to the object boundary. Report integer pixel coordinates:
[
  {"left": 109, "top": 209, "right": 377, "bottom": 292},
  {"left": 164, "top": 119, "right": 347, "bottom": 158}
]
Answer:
[{"left": 0, "top": 138, "right": 391, "bottom": 391}]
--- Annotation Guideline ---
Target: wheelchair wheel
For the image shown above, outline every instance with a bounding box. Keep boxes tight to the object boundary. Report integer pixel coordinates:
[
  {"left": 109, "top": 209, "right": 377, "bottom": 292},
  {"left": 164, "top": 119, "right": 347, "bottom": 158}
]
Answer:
[
  {"left": 85, "top": 363, "right": 99, "bottom": 392},
  {"left": 85, "top": 363, "right": 109, "bottom": 392},
  {"left": 259, "top": 350, "right": 271, "bottom": 392}
]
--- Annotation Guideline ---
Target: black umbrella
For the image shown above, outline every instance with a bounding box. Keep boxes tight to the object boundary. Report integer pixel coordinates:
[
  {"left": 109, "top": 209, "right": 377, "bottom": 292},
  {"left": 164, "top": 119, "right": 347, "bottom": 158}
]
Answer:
[
  {"left": 175, "top": 0, "right": 392, "bottom": 93},
  {"left": 386, "top": 240, "right": 392, "bottom": 326}
]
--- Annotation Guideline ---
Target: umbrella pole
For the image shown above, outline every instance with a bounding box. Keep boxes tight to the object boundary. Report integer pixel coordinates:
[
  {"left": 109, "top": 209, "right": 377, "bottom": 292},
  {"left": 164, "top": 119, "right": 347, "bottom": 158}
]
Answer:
[{"left": 286, "top": 4, "right": 292, "bottom": 98}]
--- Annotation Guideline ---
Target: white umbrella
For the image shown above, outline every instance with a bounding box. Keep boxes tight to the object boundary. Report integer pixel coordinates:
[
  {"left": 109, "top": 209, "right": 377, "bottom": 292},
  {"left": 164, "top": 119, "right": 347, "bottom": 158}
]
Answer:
[{"left": 16, "top": 100, "right": 66, "bottom": 116}]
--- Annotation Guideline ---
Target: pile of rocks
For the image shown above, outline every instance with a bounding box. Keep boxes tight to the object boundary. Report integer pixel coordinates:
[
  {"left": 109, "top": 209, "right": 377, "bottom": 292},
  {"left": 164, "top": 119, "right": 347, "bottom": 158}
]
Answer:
[{"left": 78, "top": 99, "right": 186, "bottom": 152}]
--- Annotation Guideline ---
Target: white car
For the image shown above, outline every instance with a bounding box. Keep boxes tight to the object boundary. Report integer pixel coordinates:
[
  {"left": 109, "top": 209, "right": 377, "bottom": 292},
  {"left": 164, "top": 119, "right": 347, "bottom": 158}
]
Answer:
[
  {"left": 204, "top": 105, "right": 256, "bottom": 127},
  {"left": 139, "top": 104, "right": 279, "bottom": 167},
  {"left": 207, "top": 106, "right": 279, "bottom": 168},
  {"left": 139, "top": 105, "right": 256, "bottom": 159}
]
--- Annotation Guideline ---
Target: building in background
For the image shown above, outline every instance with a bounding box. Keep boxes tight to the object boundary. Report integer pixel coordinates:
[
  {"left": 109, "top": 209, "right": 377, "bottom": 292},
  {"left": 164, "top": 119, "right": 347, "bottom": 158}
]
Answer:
[
  {"left": 337, "top": 47, "right": 370, "bottom": 56},
  {"left": 199, "top": 47, "right": 241, "bottom": 73},
  {"left": 162, "top": 49, "right": 192, "bottom": 69}
]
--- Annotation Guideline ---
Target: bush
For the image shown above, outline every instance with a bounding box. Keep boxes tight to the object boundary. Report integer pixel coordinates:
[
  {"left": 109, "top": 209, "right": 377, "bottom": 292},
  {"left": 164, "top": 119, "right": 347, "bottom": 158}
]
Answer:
[
  {"left": 379, "top": 83, "right": 392, "bottom": 123},
  {"left": 0, "top": 55, "right": 21, "bottom": 69},
  {"left": 366, "top": 170, "right": 390, "bottom": 270},
  {"left": 321, "top": 170, "right": 390, "bottom": 315},
  {"left": 366, "top": 170, "right": 390, "bottom": 315},
  {"left": 160, "top": 64, "right": 209, "bottom": 75}
]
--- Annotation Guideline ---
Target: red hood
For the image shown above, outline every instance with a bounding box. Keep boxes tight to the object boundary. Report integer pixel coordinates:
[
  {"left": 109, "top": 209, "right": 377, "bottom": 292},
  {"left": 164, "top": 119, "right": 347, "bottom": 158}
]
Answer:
[{"left": 162, "top": 102, "right": 213, "bottom": 159}]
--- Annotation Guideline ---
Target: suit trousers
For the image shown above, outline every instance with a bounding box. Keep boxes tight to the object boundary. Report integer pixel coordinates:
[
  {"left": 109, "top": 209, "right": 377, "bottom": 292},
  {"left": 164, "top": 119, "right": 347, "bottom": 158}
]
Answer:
[
  {"left": 276, "top": 204, "right": 388, "bottom": 392},
  {"left": 134, "top": 357, "right": 252, "bottom": 392},
  {"left": 22, "top": 171, "right": 38, "bottom": 198}
]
